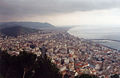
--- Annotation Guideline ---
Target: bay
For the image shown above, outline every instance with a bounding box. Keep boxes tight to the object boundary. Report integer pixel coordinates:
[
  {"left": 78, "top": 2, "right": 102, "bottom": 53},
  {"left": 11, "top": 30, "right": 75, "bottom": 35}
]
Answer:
[{"left": 68, "top": 26, "right": 120, "bottom": 50}]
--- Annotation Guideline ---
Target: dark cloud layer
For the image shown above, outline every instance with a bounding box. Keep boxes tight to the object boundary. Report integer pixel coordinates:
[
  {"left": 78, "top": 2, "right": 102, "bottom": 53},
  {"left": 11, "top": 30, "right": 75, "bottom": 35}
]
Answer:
[{"left": 0, "top": 0, "right": 120, "bottom": 21}]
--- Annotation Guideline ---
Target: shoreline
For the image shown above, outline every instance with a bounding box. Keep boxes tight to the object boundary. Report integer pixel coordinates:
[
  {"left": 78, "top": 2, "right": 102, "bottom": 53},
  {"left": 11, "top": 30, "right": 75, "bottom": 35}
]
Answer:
[{"left": 67, "top": 27, "right": 120, "bottom": 52}]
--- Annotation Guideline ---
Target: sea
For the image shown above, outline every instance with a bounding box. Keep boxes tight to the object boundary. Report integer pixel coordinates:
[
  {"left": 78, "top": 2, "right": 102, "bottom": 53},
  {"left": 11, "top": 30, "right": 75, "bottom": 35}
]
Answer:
[{"left": 68, "top": 26, "right": 120, "bottom": 50}]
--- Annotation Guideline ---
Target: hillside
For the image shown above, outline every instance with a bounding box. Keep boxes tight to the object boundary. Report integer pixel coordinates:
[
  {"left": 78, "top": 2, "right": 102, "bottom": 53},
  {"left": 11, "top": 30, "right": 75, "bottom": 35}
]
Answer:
[
  {"left": 0, "top": 22, "right": 54, "bottom": 29},
  {"left": 0, "top": 26, "right": 38, "bottom": 37}
]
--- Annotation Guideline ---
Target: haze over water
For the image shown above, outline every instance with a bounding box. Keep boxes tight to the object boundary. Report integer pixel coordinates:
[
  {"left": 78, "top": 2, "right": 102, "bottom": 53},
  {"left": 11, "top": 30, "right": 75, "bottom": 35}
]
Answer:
[{"left": 68, "top": 26, "right": 120, "bottom": 50}]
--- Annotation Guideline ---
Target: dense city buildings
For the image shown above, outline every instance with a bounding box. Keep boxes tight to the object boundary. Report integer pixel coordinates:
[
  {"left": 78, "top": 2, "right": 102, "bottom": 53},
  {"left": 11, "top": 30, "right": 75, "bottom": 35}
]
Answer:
[{"left": 0, "top": 29, "right": 120, "bottom": 78}]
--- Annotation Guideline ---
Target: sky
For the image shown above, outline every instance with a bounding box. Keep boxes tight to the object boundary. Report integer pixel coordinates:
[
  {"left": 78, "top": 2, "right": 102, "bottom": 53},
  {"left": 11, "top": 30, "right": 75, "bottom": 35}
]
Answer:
[{"left": 1, "top": 0, "right": 120, "bottom": 26}]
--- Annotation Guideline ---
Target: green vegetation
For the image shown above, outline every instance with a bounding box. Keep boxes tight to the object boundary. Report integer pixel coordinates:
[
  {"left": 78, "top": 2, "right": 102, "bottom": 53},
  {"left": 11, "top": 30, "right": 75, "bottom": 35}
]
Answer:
[
  {"left": 0, "top": 50, "right": 62, "bottom": 78},
  {"left": 0, "top": 50, "right": 118, "bottom": 78},
  {"left": 0, "top": 22, "right": 54, "bottom": 29},
  {"left": 0, "top": 26, "right": 38, "bottom": 37}
]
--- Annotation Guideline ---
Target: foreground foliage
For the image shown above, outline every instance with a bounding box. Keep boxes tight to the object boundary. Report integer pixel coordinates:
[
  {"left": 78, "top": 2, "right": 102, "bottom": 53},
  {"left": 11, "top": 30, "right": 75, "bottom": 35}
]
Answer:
[
  {"left": 0, "top": 50, "right": 62, "bottom": 78},
  {"left": 0, "top": 50, "right": 118, "bottom": 78},
  {"left": 75, "top": 74, "right": 99, "bottom": 78}
]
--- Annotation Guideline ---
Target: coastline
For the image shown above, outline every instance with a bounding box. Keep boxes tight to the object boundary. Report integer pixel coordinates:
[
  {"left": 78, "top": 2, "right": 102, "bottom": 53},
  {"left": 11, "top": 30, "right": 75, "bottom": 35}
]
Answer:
[
  {"left": 0, "top": 26, "right": 120, "bottom": 77},
  {"left": 67, "top": 27, "right": 120, "bottom": 51}
]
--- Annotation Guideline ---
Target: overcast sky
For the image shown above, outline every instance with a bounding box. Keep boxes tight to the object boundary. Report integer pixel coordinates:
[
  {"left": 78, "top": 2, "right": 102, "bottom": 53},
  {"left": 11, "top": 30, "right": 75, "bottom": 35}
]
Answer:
[{"left": 1, "top": 0, "right": 120, "bottom": 26}]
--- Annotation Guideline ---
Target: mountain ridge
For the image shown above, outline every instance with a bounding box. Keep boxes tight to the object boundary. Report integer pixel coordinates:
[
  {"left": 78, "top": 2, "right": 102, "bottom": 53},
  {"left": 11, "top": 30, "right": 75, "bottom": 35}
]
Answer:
[
  {"left": 0, "top": 26, "right": 39, "bottom": 37},
  {"left": 0, "top": 22, "right": 55, "bottom": 29}
]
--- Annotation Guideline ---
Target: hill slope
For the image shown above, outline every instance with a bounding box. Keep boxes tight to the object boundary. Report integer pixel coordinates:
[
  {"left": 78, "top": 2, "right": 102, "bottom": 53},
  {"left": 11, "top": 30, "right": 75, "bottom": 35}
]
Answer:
[
  {"left": 0, "top": 22, "right": 54, "bottom": 29},
  {"left": 0, "top": 26, "right": 38, "bottom": 37}
]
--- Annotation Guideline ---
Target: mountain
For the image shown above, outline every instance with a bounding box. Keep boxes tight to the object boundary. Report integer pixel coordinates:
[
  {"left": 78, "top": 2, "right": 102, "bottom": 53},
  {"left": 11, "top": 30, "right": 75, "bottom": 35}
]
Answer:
[
  {"left": 0, "top": 26, "right": 38, "bottom": 37},
  {"left": 0, "top": 22, "right": 54, "bottom": 29}
]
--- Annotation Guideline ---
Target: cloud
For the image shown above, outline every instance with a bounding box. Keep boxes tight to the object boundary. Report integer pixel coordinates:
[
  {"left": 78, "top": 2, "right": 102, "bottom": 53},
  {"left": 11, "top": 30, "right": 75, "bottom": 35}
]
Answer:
[{"left": 0, "top": 0, "right": 120, "bottom": 21}]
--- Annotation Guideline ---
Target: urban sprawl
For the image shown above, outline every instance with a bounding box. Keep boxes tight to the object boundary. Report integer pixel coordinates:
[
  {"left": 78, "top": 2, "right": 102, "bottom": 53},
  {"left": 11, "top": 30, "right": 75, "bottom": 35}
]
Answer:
[{"left": 0, "top": 29, "right": 120, "bottom": 78}]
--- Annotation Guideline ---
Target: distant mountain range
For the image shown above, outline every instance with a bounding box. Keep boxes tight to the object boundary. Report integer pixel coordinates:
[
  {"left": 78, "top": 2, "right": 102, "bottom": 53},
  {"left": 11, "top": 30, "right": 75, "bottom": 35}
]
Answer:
[
  {"left": 0, "top": 22, "right": 54, "bottom": 29},
  {"left": 0, "top": 26, "right": 39, "bottom": 37},
  {"left": 0, "top": 22, "right": 55, "bottom": 37}
]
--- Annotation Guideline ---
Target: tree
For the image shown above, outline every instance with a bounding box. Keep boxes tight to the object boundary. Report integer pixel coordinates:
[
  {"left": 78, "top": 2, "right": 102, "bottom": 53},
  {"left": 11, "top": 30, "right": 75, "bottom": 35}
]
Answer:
[
  {"left": 18, "top": 51, "right": 37, "bottom": 78},
  {"left": 0, "top": 75, "right": 3, "bottom": 78},
  {"left": 0, "top": 51, "right": 11, "bottom": 78},
  {"left": 0, "top": 50, "right": 62, "bottom": 78},
  {"left": 64, "top": 74, "right": 71, "bottom": 78},
  {"left": 111, "top": 74, "right": 119, "bottom": 78},
  {"left": 75, "top": 74, "right": 99, "bottom": 78},
  {"left": 0, "top": 51, "right": 37, "bottom": 78},
  {"left": 33, "top": 54, "right": 62, "bottom": 78}
]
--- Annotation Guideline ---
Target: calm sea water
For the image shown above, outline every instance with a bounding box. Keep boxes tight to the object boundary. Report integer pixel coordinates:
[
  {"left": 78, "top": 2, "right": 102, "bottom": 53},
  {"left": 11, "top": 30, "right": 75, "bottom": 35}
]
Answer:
[{"left": 68, "top": 26, "right": 120, "bottom": 50}]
